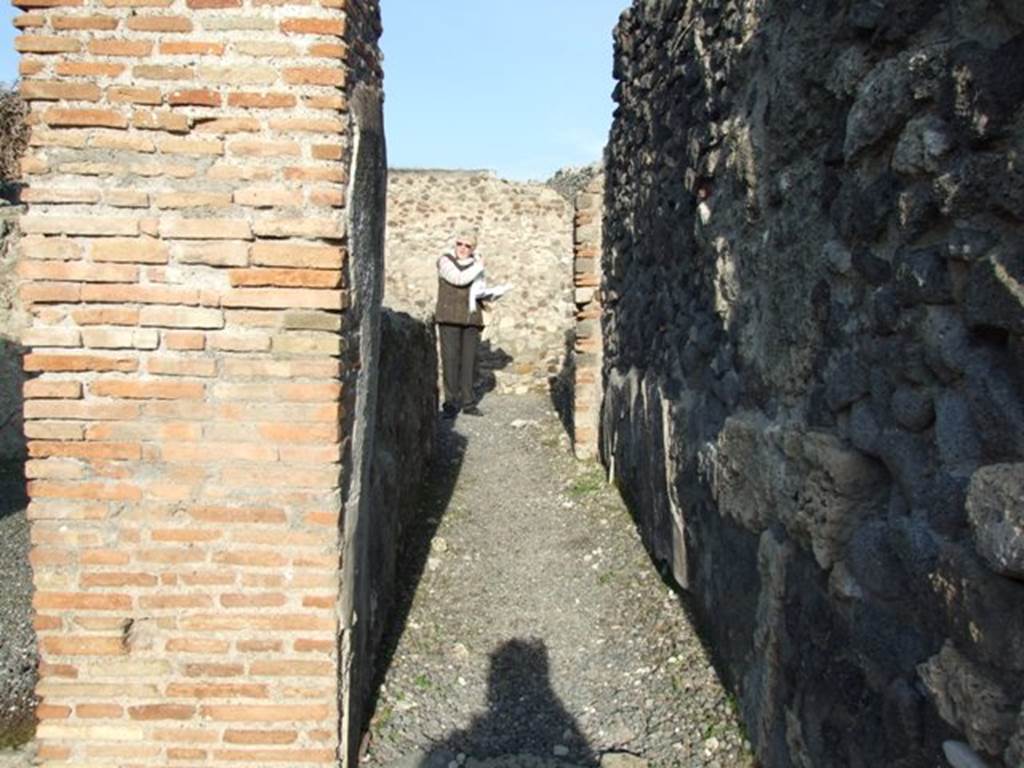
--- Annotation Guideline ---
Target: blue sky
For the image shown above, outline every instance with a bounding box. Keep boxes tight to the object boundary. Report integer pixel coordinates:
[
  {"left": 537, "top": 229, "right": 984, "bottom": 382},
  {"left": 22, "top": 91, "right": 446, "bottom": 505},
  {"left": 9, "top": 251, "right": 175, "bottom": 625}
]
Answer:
[{"left": 0, "top": 0, "right": 627, "bottom": 180}]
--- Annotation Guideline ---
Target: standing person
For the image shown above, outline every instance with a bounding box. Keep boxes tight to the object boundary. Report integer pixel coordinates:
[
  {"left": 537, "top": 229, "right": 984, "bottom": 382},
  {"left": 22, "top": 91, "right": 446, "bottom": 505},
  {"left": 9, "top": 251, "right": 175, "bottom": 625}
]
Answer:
[{"left": 435, "top": 227, "right": 486, "bottom": 418}]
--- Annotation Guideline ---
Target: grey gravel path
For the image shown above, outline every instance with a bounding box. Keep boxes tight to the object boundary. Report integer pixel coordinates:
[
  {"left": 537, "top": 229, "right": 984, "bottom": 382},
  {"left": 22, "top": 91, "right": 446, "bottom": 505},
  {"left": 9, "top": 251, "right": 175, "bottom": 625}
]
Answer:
[
  {"left": 363, "top": 394, "right": 754, "bottom": 768},
  {"left": 0, "top": 462, "right": 33, "bottom": 767}
]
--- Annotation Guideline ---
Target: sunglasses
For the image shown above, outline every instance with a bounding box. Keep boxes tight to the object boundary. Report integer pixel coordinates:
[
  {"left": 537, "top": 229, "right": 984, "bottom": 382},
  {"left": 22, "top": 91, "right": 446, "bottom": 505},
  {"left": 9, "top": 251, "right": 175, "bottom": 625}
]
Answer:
[{"left": 456, "top": 241, "right": 474, "bottom": 248}]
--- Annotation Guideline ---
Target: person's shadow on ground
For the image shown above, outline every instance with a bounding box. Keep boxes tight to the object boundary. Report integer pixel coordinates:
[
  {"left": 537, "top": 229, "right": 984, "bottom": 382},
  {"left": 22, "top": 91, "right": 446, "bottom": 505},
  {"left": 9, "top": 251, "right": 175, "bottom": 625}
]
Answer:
[{"left": 415, "top": 638, "right": 599, "bottom": 767}]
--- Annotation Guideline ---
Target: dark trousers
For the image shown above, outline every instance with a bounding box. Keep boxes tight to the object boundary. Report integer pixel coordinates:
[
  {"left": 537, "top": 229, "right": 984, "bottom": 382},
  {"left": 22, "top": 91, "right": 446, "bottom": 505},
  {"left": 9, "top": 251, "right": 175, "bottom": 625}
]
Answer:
[{"left": 438, "top": 323, "right": 481, "bottom": 407}]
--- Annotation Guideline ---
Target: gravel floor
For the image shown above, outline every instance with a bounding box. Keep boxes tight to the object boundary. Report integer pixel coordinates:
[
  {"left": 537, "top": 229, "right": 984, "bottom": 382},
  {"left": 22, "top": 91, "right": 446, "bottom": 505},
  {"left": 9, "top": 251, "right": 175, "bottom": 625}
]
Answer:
[
  {"left": 364, "top": 394, "right": 754, "bottom": 768},
  {"left": 0, "top": 461, "right": 34, "bottom": 764}
]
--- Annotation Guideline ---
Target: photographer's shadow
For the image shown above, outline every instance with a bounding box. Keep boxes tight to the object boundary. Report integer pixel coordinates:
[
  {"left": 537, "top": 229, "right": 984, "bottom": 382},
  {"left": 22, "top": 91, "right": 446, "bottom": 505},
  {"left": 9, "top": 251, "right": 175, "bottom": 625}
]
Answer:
[{"left": 415, "top": 638, "right": 598, "bottom": 767}]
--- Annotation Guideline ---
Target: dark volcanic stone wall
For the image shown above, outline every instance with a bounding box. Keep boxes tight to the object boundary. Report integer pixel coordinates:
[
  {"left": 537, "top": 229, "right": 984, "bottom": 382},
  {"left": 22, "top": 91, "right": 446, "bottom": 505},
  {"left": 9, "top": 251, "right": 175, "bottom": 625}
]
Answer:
[{"left": 602, "top": 2, "right": 1024, "bottom": 767}]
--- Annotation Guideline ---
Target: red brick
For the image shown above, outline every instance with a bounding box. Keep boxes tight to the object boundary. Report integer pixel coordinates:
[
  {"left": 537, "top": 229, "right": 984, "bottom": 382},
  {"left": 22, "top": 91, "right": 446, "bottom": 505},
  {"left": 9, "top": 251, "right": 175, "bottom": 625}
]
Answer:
[
  {"left": 160, "top": 40, "right": 224, "bottom": 55},
  {"left": 19, "top": 236, "right": 82, "bottom": 260},
  {"left": 308, "top": 42, "right": 345, "bottom": 58},
  {"left": 131, "top": 109, "right": 190, "bottom": 133},
  {"left": 24, "top": 380, "right": 82, "bottom": 399},
  {"left": 184, "top": 663, "right": 243, "bottom": 677},
  {"left": 227, "top": 139, "right": 300, "bottom": 158},
  {"left": 21, "top": 81, "right": 102, "bottom": 102},
  {"left": 198, "top": 66, "right": 278, "bottom": 85},
  {"left": 283, "top": 67, "right": 344, "bottom": 86},
  {"left": 229, "top": 268, "right": 341, "bottom": 288},
  {"left": 76, "top": 703, "right": 123, "bottom": 718},
  {"left": 35, "top": 591, "right": 132, "bottom": 611},
  {"left": 219, "top": 592, "right": 286, "bottom": 608},
  {"left": 155, "top": 191, "right": 231, "bottom": 208},
  {"left": 138, "top": 594, "right": 211, "bottom": 609},
  {"left": 15, "top": 34, "right": 81, "bottom": 53},
  {"left": 133, "top": 64, "right": 193, "bottom": 81},
  {"left": 24, "top": 354, "right": 138, "bottom": 373},
  {"left": 30, "top": 481, "right": 142, "bottom": 501},
  {"left": 19, "top": 261, "right": 138, "bottom": 283},
  {"left": 160, "top": 218, "right": 251, "bottom": 239},
  {"left": 168, "top": 748, "right": 207, "bottom": 760},
  {"left": 91, "top": 237, "right": 169, "bottom": 264},
  {"left": 187, "top": 506, "right": 286, "bottom": 524},
  {"left": 106, "top": 86, "right": 162, "bottom": 105},
  {"left": 223, "top": 729, "right": 298, "bottom": 745},
  {"left": 128, "top": 704, "right": 195, "bottom": 720},
  {"left": 29, "top": 441, "right": 141, "bottom": 460},
  {"left": 312, "top": 144, "right": 342, "bottom": 161},
  {"left": 212, "top": 748, "right": 335, "bottom": 762},
  {"left": 81, "top": 572, "right": 158, "bottom": 587},
  {"left": 14, "top": 12, "right": 46, "bottom": 27},
  {"left": 227, "top": 92, "right": 296, "bottom": 109},
  {"left": 80, "top": 284, "right": 198, "bottom": 304},
  {"left": 55, "top": 61, "right": 123, "bottom": 77},
  {"left": 280, "top": 17, "right": 344, "bottom": 35},
  {"left": 165, "top": 638, "right": 230, "bottom": 653},
  {"left": 20, "top": 214, "right": 138, "bottom": 236},
  {"left": 222, "top": 288, "right": 345, "bottom": 310},
  {"left": 233, "top": 186, "right": 295, "bottom": 207},
  {"left": 89, "top": 380, "right": 205, "bottom": 400},
  {"left": 200, "top": 704, "right": 330, "bottom": 722},
  {"left": 41, "top": 636, "right": 126, "bottom": 656},
  {"left": 36, "top": 704, "right": 72, "bottom": 720},
  {"left": 139, "top": 306, "right": 223, "bottom": 329},
  {"left": 71, "top": 307, "right": 140, "bottom": 325},
  {"left": 165, "top": 683, "right": 268, "bottom": 699},
  {"left": 20, "top": 282, "right": 81, "bottom": 304},
  {"left": 249, "top": 660, "right": 332, "bottom": 676},
  {"left": 51, "top": 14, "right": 118, "bottom": 29},
  {"left": 125, "top": 15, "right": 192, "bottom": 31},
  {"left": 42, "top": 108, "right": 128, "bottom": 128},
  {"left": 193, "top": 117, "right": 261, "bottom": 134},
  {"left": 160, "top": 334, "right": 209, "bottom": 352},
  {"left": 88, "top": 39, "right": 153, "bottom": 56},
  {"left": 167, "top": 88, "right": 220, "bottom": 107}
]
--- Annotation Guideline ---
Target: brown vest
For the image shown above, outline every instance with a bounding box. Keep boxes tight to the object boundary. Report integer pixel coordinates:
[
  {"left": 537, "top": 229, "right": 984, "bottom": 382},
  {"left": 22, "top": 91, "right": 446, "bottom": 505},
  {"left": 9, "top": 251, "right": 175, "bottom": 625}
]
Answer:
[{"left": 435, "top": 254, "right": 484, "bottom": 327}]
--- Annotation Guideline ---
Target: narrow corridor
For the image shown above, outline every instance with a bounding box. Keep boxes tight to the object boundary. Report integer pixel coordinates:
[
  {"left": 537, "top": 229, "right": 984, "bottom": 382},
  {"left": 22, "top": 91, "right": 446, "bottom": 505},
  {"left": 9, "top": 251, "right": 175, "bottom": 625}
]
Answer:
[{"left": 363, "top": 394, "right": 753, "bottom": 768}]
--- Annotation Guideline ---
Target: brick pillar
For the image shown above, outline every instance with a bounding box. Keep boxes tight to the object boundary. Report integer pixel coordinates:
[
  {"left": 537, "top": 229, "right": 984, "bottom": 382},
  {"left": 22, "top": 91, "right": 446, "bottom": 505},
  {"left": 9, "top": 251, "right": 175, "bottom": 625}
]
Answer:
[
  {"left": 572, "top": 174, "right": 604, "bottom": 460},
  {"left": 14, "top": 0, "right": 382, "bottom": 764}
]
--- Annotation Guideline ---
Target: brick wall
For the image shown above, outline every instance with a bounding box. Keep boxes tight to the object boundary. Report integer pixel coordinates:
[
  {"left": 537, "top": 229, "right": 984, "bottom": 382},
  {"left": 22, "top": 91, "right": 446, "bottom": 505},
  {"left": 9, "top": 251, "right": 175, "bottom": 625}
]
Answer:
[
  {"left": 384, "top": 169, "right": 574, "bottom": 395},
  {"left": 14, "top": 0, "right": 382, "bottom": 764},
  {"left": 572, "top": 175, "right": 603, "bottom": 459}
]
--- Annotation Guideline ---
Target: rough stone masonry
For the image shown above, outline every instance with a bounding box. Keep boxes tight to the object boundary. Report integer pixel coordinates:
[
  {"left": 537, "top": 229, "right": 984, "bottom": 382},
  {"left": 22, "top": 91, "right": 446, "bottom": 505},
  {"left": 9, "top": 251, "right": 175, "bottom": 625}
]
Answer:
[
  {"left": 11, "top": 1, "right": 395, "bottom": 766},
  {"left": 603, "top": 1, "right": 1024, "bottom": 767},
  {"left": 384, "top": 169, "right": 574, "bottom": 396}
]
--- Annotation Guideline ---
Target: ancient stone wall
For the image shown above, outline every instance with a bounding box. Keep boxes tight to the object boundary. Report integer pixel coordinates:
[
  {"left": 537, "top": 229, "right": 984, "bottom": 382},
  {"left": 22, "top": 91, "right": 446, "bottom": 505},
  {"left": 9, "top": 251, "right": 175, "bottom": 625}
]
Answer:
[
  {"left": 603, "top": 2, "right": 1024, "bottom": 767},
  {"left": 0, "top": 203, "right": 26, "bottom": 463},
  {"left": 363, "top": 306, "right": 436, "bottom": 696},
  {"left": 572, "top": 175, "right": 604, "bottom": 459},
  {"left": 13, "top": 1, "right": 387, "bottom": 765},
  {"left": 384, "top": 169, "right": 574, "bottom": 395}
]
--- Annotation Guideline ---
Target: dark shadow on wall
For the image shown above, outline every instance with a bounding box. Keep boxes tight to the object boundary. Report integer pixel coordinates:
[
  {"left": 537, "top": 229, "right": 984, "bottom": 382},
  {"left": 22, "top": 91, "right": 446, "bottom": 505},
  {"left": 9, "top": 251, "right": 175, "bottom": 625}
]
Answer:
[
  {"left": 361, "top": 419, "right": 468, "bottom": 759},
  {"left": 0, "top": 343, "right": 27, "bottom": 522},
  {"left": 474, "top": 339, "right": 512, "bottom": 405},
  {"left": 548, "top": 329, "right": 575, "bottom": 441},
  {"left": 415, "top": 638, "right": 598, "bottom": 767}
]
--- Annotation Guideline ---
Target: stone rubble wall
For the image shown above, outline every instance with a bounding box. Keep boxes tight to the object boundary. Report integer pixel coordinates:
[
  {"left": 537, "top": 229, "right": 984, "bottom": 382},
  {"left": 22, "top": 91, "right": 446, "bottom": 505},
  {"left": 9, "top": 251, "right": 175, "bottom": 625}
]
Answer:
[
  {"left": 364, "top": 306, "right": 436, "bottom": 693},
  {"left": 603, "top": 2, "right": 1024, "bottom": 767},
  {"left": 0, "top": 204, "right": 26, "bottom": 463},
  {"left": 13, "top": 0, "right": 385, "bottom": 765},
  {"left": 572, "top": 175, "right": 604, "bottom": 459},
  {"left": 384, "top": 169, "right": 574, "bottom": 395}
]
